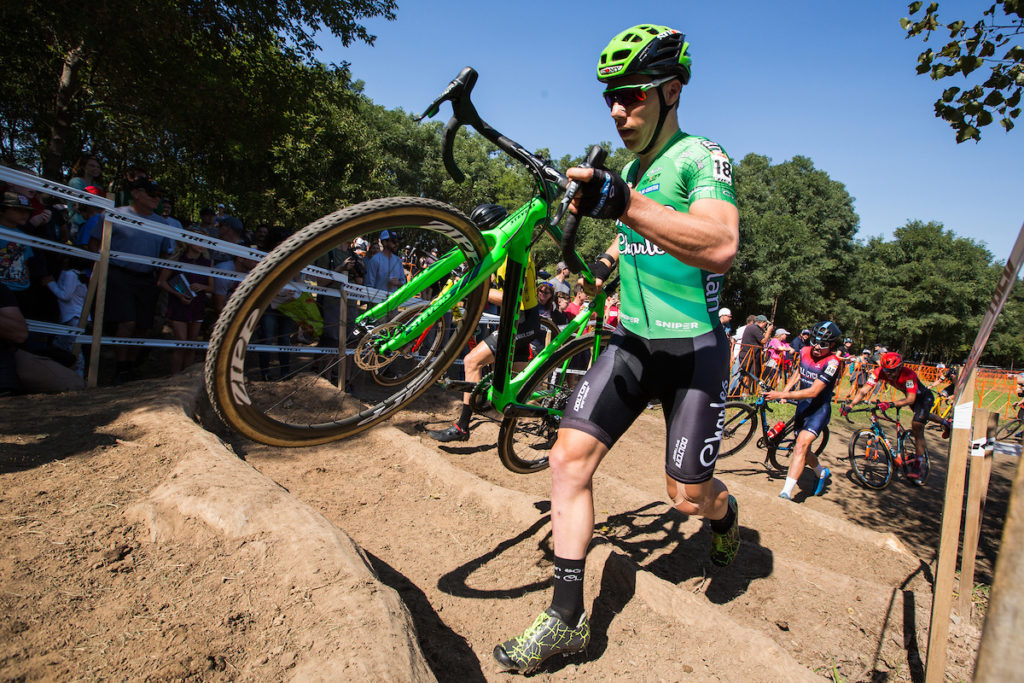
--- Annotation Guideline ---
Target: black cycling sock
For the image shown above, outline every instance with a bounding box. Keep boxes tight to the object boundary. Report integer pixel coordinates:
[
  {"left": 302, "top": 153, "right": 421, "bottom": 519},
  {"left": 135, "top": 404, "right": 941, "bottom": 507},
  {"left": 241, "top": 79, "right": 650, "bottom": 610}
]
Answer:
[
  {"left": 549, "top": 556, "right": 586, "bottom": 625},
  {"left": 456, "top": 403, "right": 473, "bottom": 431},
  {"left": 709, "top": 498, "right": 736, "bottom": 533}
]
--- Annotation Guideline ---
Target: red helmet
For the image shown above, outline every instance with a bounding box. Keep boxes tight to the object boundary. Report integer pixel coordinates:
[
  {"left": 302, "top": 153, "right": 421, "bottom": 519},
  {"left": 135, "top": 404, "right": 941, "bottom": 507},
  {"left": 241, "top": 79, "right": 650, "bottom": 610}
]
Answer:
[{"left": 879, "top": 351, "right": 903, "bottom": 371}]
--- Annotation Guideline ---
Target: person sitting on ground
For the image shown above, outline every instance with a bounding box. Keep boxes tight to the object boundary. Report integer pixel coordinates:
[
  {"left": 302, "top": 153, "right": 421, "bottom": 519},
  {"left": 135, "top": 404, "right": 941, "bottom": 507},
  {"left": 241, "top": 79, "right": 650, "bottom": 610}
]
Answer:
[
  {"left": 0, "top": 281, "right": 84, "bottom": 394},
  {"left": 843, "top": 351, "right": 951, "bottom": 479},
  {"left": 427, "top": 204, "right": 545, "bottom": 443},
  {"left": 766, "top": 321, "right": 843, "bottom": 500}
]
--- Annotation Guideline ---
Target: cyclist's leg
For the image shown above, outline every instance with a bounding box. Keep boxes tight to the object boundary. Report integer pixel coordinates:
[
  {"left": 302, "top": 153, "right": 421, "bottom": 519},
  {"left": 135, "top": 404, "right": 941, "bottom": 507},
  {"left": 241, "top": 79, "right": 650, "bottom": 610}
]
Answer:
[{"left": 659, "top": 327, "right": 737, "bottom": 564}]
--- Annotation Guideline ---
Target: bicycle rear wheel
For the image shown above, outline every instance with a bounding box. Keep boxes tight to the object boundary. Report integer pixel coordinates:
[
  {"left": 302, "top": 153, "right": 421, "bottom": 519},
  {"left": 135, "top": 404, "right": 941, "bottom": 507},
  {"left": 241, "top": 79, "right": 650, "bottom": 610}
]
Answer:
[
  {"left": 497, "top": 332, "right": 610, "bottom": 474},
  {"left": 204, "top": 197, "right": 489, "bottom": 447},
  {"left": 848, "top": 429, "right": 894, "bottom": 489},
  {"left": 900, "top": 433, "right": 931, "bottom": 486},
  {"left": 719, "top": 401, "right": 757, "bottom": 457},
  {"left": 766, "top": 425, "right": 828, "bottom": 472}
]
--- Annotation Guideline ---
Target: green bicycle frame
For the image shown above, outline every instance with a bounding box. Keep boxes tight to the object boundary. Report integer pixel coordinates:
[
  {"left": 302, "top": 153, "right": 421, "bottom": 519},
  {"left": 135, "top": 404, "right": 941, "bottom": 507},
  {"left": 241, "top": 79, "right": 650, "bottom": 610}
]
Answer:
[{"left": 354, "top": 194, "right": 605, "bottom": 415}]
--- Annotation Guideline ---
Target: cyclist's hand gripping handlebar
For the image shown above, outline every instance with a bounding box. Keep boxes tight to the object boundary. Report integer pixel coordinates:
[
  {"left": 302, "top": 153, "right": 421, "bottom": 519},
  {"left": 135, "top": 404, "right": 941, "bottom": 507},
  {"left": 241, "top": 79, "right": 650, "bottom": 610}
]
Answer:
[{"left": 558, "top": 145, "right": 608, "bottom": 273}]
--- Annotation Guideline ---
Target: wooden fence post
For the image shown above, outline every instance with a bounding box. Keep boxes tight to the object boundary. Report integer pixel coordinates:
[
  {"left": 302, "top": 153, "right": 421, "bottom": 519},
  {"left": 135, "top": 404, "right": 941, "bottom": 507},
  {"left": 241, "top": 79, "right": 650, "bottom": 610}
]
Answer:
[
  {"left": 956, "top": 410, "right": 996, "bottom": 621},
  {"left": 925, "top": 368, "right": 976, "bottom": 682},
  {"left": 86, "top": 215, "right": 114, "bottom": 387},
  {"left": 973, "top": 440, "right": 1024, "bottom": 681}
]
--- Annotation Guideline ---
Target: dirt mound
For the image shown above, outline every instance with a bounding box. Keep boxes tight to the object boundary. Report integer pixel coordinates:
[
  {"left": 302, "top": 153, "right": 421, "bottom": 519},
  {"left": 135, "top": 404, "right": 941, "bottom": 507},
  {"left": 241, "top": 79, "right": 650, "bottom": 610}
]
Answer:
[{"left": 1, "top": 370, "right": 1010, "bottom": 680}]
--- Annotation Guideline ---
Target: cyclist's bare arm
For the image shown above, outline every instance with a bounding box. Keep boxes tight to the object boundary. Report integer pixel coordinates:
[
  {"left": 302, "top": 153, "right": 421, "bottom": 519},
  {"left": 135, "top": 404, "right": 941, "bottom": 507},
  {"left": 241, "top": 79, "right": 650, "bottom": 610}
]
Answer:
[
  {"left": 767, "top": 376, "right": 825, "bottom": 403},
  {"left": 847, "top": 382, "right": 874, "bottom": 408},
  {"left": 566, "top": 168, "right": 738, "bottom": 274}
]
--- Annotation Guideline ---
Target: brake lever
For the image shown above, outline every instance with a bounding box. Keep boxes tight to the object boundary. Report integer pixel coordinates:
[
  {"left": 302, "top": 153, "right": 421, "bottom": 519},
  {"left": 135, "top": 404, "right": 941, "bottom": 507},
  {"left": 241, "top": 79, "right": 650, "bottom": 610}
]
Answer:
[{"left": 550, "top": 145, "right": 607, "bottom": 228}]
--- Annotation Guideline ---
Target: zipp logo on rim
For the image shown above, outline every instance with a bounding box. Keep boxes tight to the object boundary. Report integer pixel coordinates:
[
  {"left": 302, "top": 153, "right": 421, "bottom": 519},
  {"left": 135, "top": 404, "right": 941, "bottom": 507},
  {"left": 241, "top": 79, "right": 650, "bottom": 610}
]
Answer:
[{"left": 229, "top": 309, "right": 262, "bottom": 406}]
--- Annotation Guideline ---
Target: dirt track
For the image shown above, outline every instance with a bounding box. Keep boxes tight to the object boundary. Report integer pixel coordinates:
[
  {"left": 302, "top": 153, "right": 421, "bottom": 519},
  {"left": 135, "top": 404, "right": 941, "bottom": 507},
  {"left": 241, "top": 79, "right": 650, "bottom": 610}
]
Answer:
[{"left": 1, "top": 369, "right": 1012, "bottom": 680}]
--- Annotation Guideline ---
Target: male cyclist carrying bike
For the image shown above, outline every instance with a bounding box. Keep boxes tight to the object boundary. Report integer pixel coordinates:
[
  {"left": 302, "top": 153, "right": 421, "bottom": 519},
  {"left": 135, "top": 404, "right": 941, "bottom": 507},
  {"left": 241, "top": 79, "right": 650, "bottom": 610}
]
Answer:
[
  {"left": 765, "top": 321, "right": 843, "bottom": 501},
  {"left": 843, "top": 351, "right": 951, "bottom": 478},
  {"left": 494, "top": 24, "right": 740, "bottom": 674}
]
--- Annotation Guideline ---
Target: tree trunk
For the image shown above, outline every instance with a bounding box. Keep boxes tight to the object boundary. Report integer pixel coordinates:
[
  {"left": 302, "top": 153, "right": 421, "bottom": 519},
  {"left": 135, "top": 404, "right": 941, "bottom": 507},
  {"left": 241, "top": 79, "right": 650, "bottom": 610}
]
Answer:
[{"left": 43, "top": 42, "right": 86, "bottom": 181}]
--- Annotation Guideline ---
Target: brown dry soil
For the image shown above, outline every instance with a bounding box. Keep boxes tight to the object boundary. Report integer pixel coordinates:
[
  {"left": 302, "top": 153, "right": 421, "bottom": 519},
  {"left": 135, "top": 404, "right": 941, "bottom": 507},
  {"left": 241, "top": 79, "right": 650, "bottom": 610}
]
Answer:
[{"left": 1, "top": 367, "right": 1014, "bottom": 681}]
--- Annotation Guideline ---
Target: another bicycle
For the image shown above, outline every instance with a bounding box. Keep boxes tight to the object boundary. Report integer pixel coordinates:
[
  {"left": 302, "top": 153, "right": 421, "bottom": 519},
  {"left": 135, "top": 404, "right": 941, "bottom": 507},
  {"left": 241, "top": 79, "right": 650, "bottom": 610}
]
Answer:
[
  {"left": 204, "top": 67, "right": 611, "bottom": 475},
  {"left": 844, "top": 404, "right": 931, "bottom": 489},
  {"left": 719, "top": 372, "right": 829, "bottom": 471}
]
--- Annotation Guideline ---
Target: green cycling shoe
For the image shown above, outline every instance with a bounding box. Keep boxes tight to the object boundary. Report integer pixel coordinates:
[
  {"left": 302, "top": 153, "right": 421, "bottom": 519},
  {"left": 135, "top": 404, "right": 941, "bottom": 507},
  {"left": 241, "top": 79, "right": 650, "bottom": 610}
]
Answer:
[
  {"left": 493, "top": 608, "right": 590, "bottom": 674},
  {"left": 709, "top": 494, "right": 740, "bottom": 567}
]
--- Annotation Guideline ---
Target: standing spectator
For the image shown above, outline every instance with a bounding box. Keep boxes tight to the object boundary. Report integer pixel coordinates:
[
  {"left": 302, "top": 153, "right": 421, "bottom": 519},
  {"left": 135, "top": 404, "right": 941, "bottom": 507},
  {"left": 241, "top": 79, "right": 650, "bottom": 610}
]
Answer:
[
  {"left": 547, "top": 261, "right": 572, "bottom": 297},
  {"left": 113, "top": 165, "right": 147, "bottom": 207},
  {"left": 738, "top": 314, "right": 773, "bottom": 392},
  {"left": 764, "top": 328, "right": 793, "bottom": 387},
  {"left": 67, "top": 154, "right": 104, "bottom": 236},
  {"left": 728, "top": 313, "right": 755, "bottom": 393},
  {"left": 555, "top": 291, "right": 571, "bottom": 321},
  {"left": 718, "top": 306, "right": 732, "bottom": 336},
  {"left": 363, "top": 230, "right": 405, "bottom": 297},
  {"left": 790, "top": 328, "right": 811, "bottom": 356},
  {"left": 604, "top": 292, "right": 620, "bottom": 329},
  {"left": 536, "top": 282, "right": 557, "bottom": 322},
  {"left": 158, "top": 195, "right": 185, "bottom": 235},
  {"left": 73, "top": 185, "right": 108, "bottom": 252},
  {"left": 157, "top": 241, "right": 213, "bottom": 374},
  {"left": 216, "top": 203, "right": 231, "bottom": 222},
  {"left": 196, "top": 207, "right": 219, "bottom": 238},
  {"left": 565, "top": 284, "right": 588, "bottom": 317},
  {"left": 0, "top": 191, "right": 58, "bottom": 335},
  {"left": 105, "top": 178, "right": 174, "bottom": 384},
  {"left": 211, "top": 216, "right": 246, "bottom": 313}
]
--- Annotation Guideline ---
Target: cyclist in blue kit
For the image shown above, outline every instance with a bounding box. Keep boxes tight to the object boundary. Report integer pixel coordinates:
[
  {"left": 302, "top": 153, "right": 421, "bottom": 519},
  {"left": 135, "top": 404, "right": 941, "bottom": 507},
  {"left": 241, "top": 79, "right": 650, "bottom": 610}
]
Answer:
[
  {"left": 494, "top": 24, "right": 741, "bottom": 674},
  {"left": 765, "top": 321, "right": 844, "bottom": 500}
]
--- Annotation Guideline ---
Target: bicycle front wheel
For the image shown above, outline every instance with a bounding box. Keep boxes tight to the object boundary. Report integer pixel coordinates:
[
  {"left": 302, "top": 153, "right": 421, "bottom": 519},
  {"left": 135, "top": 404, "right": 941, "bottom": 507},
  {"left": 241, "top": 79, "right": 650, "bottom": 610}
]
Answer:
[
  {"left": 719, "top": 402, "right": 757, "bottom": 457},
  {"left": 767, "top": 425, "right": 829, "bottom": 472},
  {"left": 205, "top": 197, "right": 489, "bottom": 447},
  {"left": 848, "top": 429, "right": 894, "bottom": 490},
  {"left": 497, "top": 332, "right": 610, "bottom": 474}
]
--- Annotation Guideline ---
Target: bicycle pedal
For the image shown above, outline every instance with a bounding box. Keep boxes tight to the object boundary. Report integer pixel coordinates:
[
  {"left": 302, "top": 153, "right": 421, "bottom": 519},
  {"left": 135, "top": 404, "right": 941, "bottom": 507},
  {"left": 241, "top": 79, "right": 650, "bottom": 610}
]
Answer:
[{"left": 438, "top": 379, "right": 476, "bottom": 393}]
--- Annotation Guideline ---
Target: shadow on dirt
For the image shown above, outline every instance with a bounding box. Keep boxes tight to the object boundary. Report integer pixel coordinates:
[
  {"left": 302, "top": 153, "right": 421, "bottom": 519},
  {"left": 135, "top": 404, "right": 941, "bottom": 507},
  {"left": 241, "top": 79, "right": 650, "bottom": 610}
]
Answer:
[
  {"left": 0, "top": 393, "right": 139, "bottom": 474},
  {"left": 366, "top": 550, "right": 487, "bottom": 682}
]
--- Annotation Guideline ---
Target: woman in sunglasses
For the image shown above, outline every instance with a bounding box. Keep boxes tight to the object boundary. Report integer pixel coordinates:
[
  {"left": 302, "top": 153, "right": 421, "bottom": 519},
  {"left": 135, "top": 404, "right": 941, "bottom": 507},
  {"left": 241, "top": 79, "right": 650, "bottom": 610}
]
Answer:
[{"left": 495, "top": 24, "right": 740, "bottom": 674}]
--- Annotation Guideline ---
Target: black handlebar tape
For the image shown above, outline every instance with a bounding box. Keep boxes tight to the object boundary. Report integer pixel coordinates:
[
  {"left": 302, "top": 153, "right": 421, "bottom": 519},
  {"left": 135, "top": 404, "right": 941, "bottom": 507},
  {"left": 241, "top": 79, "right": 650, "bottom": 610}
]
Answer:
[{"left": 560, "top": 145, "right": 608, "bottom": 272}]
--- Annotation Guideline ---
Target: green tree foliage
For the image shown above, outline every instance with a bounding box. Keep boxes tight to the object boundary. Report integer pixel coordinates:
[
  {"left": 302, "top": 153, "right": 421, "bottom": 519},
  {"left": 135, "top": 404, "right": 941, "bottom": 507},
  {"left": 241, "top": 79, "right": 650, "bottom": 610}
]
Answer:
[
  {"left": 727, "top": 154, "right": 859, "bottom": 332},
  {"left": 850, "top": 221, "right": 996, "bottom": 360},
  {"left": 901, "top": 0, "right": 1024, "bottom": 142},
  {"left": 0, "top": 0, "right": 395, "bottom": 179}
]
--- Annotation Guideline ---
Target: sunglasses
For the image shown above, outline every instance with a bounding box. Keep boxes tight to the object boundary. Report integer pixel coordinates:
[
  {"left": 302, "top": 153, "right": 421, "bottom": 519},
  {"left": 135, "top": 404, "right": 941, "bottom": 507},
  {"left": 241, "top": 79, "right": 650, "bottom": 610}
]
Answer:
[{"left": 602, "top": 76, "right": 675, "bottom": 109}]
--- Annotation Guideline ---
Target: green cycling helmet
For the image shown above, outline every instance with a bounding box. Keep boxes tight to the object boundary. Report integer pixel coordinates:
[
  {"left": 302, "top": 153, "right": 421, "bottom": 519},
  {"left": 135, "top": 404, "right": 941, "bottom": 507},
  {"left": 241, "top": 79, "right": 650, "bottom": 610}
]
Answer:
[{"left": 597, "top": 24, "right": 692, "bottom": 84}]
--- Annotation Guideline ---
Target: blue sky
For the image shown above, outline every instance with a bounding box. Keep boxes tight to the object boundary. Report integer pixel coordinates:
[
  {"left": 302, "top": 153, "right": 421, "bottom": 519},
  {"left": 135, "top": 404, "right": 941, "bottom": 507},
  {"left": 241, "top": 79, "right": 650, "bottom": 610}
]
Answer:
[{"left": 320, "top": 1, "right": 1023, "bottom": 263}]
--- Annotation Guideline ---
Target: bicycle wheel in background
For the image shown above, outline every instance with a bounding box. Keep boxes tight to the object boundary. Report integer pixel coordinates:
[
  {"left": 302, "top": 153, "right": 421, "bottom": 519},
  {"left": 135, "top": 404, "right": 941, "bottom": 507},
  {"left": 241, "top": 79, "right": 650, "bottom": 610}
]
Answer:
[
  {"left": 719, "top": 401, "right": 757, "bottom": 457},
  {"left": 497, "top": 332, "right": 610, "bottom": 474},
  {"left": 900, "top": 433, "right": 931, "bottom": 486},
  {"left": 848, "top": 429, "right": 894, "bottom": 489},
  {"left": 766, "top": 425, "right": 829, "bottom": 472},
  {"left": 995, "top": 417, "right": 1024, "bottom": 443},
  {"left": 205, "top": 197, "right": 489, "bottom": 447}
]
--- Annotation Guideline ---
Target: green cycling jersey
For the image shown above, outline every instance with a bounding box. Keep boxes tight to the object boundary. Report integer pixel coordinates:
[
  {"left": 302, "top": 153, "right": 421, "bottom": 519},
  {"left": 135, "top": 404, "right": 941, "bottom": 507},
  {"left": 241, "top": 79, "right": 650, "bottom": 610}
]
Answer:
[{"left": 617, "top": 130, "right": 736, "bottom": 340}]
